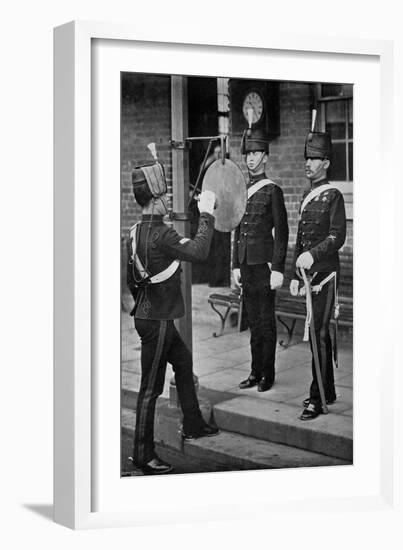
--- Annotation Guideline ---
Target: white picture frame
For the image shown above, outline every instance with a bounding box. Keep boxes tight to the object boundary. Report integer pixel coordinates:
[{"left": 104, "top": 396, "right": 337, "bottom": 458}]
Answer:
[{"left": 54, "top": 21, "right": 395, "bottom": 529}]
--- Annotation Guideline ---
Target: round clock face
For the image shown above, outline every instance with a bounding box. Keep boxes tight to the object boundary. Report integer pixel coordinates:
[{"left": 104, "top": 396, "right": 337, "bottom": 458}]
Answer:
[{"left": 242, "top": 91, "right": 264, "bottom": 124}]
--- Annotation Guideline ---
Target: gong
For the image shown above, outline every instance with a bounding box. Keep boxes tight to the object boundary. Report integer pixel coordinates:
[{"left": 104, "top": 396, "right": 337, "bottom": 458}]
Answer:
[{"left": 201, "top": 158, "right": 246, "bottom": 232}]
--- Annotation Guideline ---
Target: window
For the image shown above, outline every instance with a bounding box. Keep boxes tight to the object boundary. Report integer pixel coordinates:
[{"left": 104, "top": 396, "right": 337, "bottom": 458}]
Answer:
[{"left": 317, "top": 84, "right": 353, "bottom": 217}]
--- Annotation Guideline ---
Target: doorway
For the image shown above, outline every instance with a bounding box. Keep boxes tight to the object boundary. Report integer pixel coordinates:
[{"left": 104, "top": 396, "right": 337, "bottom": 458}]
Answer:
[{"left": 188, "top": 77, "right": 231, "bottom": 287}]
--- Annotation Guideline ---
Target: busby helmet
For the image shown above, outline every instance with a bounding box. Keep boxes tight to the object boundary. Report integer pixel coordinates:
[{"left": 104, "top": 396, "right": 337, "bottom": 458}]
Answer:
[
  {"left": 131, "top": 161, "right": 167, "bottom": 207},
  {"left": 241, "top": 127, "right": 269, "bottom": 155},
  {"left": 304, "top": 131, "right": 332, "bottom": 160}
]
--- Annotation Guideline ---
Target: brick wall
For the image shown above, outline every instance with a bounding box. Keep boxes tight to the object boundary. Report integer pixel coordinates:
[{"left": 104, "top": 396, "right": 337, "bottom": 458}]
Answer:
[{"left": 121, "top": 73, "right": 172, "bottom": 238}]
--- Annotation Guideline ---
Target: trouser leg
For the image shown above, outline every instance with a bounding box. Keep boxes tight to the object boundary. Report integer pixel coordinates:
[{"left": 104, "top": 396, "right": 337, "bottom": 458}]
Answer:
[
  {"left": 133, "top": 319, "right": 169, "bottom": 466},
  {"left": 241, "top": 264, "right": 262, "bottom": 378},
  {"left": 309, "top": 279, "right": 337, "bottom": 405},
  {"left": 241, "top": 264, "right": 277, "bottom": 381},
  {"left": 245, "top": 298, "right": 263, "bottom": 379},
  {"left": 260, "top": 283, "right": 277, "bottom": 383},
  {"left": 167, "top": 324, "right": 204, "bottom": 434}
]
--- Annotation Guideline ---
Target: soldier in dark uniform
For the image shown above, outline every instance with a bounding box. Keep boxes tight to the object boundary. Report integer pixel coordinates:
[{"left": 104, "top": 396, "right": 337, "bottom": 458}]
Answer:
[
  {"left": 232, "top": 128, "right": 289, "bottom": 392},
  {"left": 127, "top": 160, "right": 218, "bottom": 475},
  {"left": 290, "top": 131, "right": 346, "bottom": 420}
]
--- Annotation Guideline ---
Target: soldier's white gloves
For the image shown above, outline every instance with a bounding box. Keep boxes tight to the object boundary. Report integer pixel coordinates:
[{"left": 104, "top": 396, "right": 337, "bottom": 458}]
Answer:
[
  {"left": 290, "top": 279, "right": 299, "bottom": 296},
  {"left": 233, "top": 268, "right": 242, "bottom": 288},
  {"left": 296, "top": 251, "right": 314, "bottom": 270},
  {"left": 270, "top": 271, "right": 283, "bottom": 290},
  {"left": 198, "top": 190, "right": 216, "bottom": 215}
]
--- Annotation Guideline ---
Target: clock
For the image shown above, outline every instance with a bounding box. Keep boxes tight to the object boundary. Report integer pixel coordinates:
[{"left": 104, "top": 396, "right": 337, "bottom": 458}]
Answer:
[
  {"left": 230, "top": 80, "right": 280, "bottom": 138},
  {"left": 242, "top": 91, "right": 264, "bottom": 125}
]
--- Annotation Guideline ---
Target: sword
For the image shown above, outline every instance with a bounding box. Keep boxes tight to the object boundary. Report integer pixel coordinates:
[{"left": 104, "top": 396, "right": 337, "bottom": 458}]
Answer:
[
  {"left": 333, "top": 273, "right": 339, "bottom": 369},
  {"left": 300, "top": 268, "right": 329, "bottom": 414},
  {"left": 333, "top": 312, "right": 339, "bottom": 369}
]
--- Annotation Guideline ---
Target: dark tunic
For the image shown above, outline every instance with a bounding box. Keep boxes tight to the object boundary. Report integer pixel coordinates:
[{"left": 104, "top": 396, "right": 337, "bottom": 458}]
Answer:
[
  {"left": 233, "top": 174, "right": 289, "bottom": 272},
  {"left": 127, "top": 212, "right": 215, "bottom": 320},
  {"left": 291, "top": 179, "right": 346, "bottom": 275}
]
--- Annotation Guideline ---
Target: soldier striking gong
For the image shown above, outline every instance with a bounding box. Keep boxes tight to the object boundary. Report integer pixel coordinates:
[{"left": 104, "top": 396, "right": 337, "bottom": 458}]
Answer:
[{"left": 127, "top": 150, "right": 219, "bottom": 475}]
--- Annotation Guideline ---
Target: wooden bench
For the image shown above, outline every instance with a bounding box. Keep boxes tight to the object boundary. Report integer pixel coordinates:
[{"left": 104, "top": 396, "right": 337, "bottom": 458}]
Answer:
[
  {"left": 208, "top": 252, "right": 353, "bottom": 343},
  {"left": 207, "top": 288, "right": 244, "bottom": 337},
  {"left": 275, "top": 291, "right": 353, "bottom": 347}
]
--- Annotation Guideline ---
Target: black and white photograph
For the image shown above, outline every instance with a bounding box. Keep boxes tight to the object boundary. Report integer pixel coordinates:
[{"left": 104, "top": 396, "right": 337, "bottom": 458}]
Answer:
[
  {"left": 120, "top": 73, "right": 353, "bottom": 477},
  {"left": 3, "top": 0, "right": 400, "bottom": 542}
]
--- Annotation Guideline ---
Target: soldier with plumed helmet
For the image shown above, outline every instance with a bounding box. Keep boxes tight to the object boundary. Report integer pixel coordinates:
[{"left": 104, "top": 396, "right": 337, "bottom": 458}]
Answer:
[
  {"left": 232, "top": 127, "right": 289, "bottom": 392},
  {"left": 290, "top": 126, "right": 347, "bottom": 420},
  {"left": 127, "top": 146, "right": 219, "bottom": 475}
]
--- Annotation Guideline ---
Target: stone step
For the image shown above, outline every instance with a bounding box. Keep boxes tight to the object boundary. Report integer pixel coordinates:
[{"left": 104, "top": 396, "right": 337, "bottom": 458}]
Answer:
[
  {"left": 213, "top": 397, "right": 353, "bottom": 462},
  {"left": 122, "top": 407, "right": 348, "bottom": 471}
]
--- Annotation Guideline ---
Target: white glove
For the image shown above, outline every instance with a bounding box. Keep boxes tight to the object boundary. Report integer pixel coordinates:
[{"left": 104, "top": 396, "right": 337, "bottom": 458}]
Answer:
[
  {"left": 198, "top": 190, "right": 216, "bottom": 215},
  {"left": 296, "top": 251, "right": 314, "bottom": 270},
  {"left": 270, "top": 271, "right": 283, "bottom": 290},
  {"left": 233, "top": 268, "right": 242, "bottom": 288},
  {"left": 290, "top": 279, "right": 299, "bottom": 296}
]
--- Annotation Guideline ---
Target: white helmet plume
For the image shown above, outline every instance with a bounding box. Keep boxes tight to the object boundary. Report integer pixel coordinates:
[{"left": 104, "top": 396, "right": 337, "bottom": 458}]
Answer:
[{"left": 147, "top": 142, "right": 158, "bottom": 161}]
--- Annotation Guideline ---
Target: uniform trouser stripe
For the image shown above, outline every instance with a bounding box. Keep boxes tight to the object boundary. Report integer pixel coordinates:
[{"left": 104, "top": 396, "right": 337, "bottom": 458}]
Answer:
[
  {"left": 310, "top": 279, "right": 336, "bottom": 402},
  {"left": 319, "top": 279, "right": 334, "bottom": 360},
  {"left": 134, "top": 320, "right": 167, "bottom": 464}
]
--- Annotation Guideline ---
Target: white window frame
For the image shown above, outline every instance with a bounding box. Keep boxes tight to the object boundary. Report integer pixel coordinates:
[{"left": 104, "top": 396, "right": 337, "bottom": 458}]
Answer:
[{"left": 316, "top": 84, "right": 354, "bottom": 218}]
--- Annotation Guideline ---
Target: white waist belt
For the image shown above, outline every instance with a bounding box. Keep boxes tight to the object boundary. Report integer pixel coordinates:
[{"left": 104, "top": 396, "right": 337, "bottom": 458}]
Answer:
[
  {"left": 130, "top": 222, "right": 180, "bottom": 284},
  {"left": 149, "top": 260, "right": 180, "bottom": 284},
  {"left": 300, "top": 271, "right": 337, "bottom": 342}
]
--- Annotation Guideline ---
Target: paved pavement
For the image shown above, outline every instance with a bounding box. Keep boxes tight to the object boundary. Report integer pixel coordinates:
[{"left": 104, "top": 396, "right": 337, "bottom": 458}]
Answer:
[
  {"left": 121, "top": 284, "right": 353, "bottom": 474},
  {"left": 121, "top": 284, "right": 353, "bottom": 421}
]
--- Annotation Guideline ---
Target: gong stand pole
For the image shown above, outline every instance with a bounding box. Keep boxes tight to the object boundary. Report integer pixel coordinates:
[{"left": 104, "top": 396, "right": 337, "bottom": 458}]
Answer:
[
  {"left": 170, "top": 134, "right": 228, "bottom": 209},
  {"left": 187, "top": 138, "right": 214, "bottom": 207},
  {"left": 300, "top": 268, "right": 329, "bottom": 414},
  {"left": 186, "top": 135, "right": 228, "bottom": 207}
]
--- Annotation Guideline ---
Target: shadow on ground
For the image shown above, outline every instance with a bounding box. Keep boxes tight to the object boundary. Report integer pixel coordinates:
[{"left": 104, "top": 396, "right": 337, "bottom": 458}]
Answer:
[{"left": 23, "top": 504, "right": 53, "bottom": 522}]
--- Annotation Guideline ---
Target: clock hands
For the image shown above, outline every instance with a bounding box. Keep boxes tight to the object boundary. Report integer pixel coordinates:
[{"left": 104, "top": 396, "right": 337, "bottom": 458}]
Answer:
[
  {"left": 246, "top": 107, "right": 254, "bottom": 134},
  {"left": 243, "top": 91, "right": 263, "bottom": 126}
]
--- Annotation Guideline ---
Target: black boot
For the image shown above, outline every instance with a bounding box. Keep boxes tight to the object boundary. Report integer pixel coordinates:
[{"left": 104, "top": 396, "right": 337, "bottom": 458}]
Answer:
[
  {"left": 139, "top": 456, "right": 173, "bottom": 475},
  {"left": 182, "top": 422, "right": 219, "bottom": 441},
  {"left": 300, "top": 402, "right": 323, "bottom": 421},
  {"left": 302, "top": 396, "right": 337, "bottom": 407},
  {"left": 257, "top": 377, "right": 273, "bottom": 392},
  {"left": 239, "top": 375, "right": 259, "bottom": 389}
]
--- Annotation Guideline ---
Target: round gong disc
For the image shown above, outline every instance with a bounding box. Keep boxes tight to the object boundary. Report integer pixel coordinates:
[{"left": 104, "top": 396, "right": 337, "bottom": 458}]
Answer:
[{"left": 202, "top": 159, "right": 246, "bottom": 232}]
